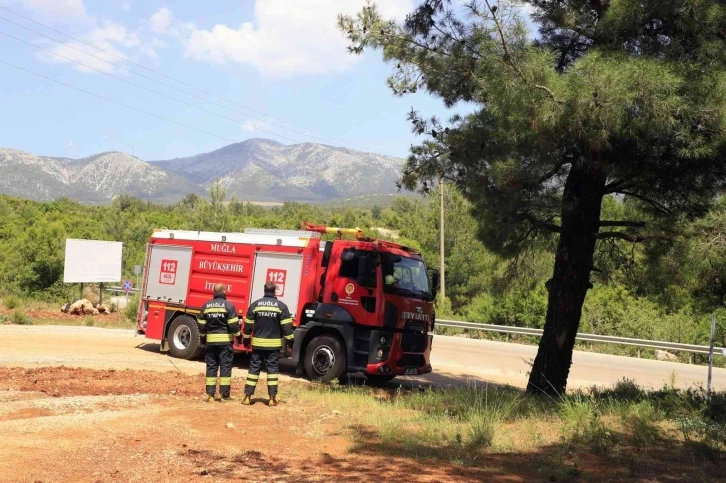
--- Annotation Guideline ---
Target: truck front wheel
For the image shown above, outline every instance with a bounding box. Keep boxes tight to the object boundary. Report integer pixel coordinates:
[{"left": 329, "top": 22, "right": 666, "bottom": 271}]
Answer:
[
  {"left": 167, "top": 316, "right": 203, "bottom": 360},
  {"left": 303, "top": 335, "right": 346, "bottom": 382}
]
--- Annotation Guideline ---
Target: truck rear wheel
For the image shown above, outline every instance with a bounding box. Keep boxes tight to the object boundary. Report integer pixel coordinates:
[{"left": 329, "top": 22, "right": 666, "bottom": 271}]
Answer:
[
  {"left": 303, "top": 335, "right": 346, "bottom": 382},
  {"left": 168, "top": 316, "right": 203, "bottom": 360}
]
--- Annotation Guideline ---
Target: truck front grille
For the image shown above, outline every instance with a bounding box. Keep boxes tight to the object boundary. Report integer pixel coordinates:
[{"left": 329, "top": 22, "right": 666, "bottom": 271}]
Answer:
[{"left": 400, "top": 322, "right": 427, "bottom": 352}]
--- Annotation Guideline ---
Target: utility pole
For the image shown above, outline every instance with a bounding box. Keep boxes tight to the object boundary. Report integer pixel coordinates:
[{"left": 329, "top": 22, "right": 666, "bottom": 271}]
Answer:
[{"left": 439, "top": 179, "right": 446, "bottom": 300}]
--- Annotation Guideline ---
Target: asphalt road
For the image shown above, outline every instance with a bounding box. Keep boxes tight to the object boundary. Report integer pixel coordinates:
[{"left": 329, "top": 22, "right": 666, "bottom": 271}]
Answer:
[
  {"left": 427, "top": 335, "right": 726, "bottom": 391},
  {"left": 0, "top": 325, "right": 723, "bottom": 391}
]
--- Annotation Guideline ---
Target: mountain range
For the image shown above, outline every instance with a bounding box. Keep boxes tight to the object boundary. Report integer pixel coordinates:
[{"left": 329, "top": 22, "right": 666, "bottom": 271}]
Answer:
[{"left": 0, "top": 139, "right": 405, "bottom": 204}]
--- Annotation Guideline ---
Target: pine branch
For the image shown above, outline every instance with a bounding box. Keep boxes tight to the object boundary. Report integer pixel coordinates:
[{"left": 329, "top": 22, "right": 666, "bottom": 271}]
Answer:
[
  {"left": 599, "top": 220, "right": 647, "bottom": 228},
  {"left": 596, "top": 232, "right": 675, "bottom": 243},
  {"left": 483, "top": 0, "right": 563, "bottom": 104},
  {"left": 517, "top": 213, "right": 561, "bottom": 233},
  {"left": 604, "top": 176, "right": 638, "bottom": 193},
  {"left": 536, "top": 161, "right": 570, "bottom": 184},
  {"left": 617, "top": 190, "right": 673, "bottom": 215}
]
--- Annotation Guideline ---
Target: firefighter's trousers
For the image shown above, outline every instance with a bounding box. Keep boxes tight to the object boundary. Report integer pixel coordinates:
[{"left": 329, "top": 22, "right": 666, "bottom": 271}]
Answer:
[
  {"left": 244, "top": 349, "right": 279, "bottom": 397},
  {"left": 205, "top": 344, "right": 234, "bottom": 397}
]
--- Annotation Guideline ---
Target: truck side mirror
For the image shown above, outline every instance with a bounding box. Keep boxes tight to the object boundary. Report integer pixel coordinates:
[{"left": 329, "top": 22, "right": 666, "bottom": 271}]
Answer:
[{"left": 429, "top": 269, "right": 440, "bottom": 299}]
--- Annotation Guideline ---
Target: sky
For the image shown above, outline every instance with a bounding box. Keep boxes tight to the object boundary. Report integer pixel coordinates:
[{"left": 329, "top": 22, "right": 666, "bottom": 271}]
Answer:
[{"left": 0, "top": 0, "right": 532, "bottom": 160}]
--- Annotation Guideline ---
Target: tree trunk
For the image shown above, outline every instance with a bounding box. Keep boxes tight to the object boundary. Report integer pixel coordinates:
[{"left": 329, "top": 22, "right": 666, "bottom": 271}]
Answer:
[{"left": 526, "top": 160, "right": 606, "bottom": 395}]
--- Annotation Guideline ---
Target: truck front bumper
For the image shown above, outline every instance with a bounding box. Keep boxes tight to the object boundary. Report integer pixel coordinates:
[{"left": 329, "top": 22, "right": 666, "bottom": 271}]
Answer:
[{"left": 364, "top": 331, "right": 432, "bottom": 376}]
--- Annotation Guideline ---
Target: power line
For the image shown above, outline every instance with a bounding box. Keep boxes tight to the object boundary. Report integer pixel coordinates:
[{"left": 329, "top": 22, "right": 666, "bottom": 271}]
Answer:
[
  {"left": 0, "top": 28, "right": 310, "bottom": 145},
  {"left": 0, "top": 5, "right": 361, "bottom": 150},
  {"left": 0, "top": 58, "right": 238, "bottom": 144},
  {"left": 0, "top": 14, "right": 340, "bottom": 147}
]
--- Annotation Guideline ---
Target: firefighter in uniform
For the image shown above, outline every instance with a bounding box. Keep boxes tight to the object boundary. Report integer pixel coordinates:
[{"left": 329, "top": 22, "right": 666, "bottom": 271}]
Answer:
[
  {"left": 198, "top": 283, "right": 240, "bottom": 402},
  {"left": 241, "top": 281, "right": 294, "bottom": 406}
]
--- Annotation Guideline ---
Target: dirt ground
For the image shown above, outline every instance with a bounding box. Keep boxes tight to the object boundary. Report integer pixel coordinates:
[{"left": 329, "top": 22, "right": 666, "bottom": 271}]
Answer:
[
  {"left": 0, "top": 367, "right": 493, "bottom": 483},
  {"left": 1, "top": 324, "right": 724, "bottom": 482}
]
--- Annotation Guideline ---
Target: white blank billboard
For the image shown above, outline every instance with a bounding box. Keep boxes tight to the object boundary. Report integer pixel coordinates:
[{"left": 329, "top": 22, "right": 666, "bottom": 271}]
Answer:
[{"left": 63, "top": 239, "right": 123, "bottom": 283}]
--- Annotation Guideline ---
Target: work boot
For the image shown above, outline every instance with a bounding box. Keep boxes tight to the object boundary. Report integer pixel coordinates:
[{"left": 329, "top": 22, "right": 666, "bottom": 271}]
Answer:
[
  {"left": 205, "top": 395, "right": 215, "bottom": 403},
  {"left": 241, "top": 395, "right": 252, "bottom": 405},
  {"left": 268, "top": 396, "right": 278, "bottom": 407},
  {"left": 219, "top": 396, "right": 234, "bottom": 403}
]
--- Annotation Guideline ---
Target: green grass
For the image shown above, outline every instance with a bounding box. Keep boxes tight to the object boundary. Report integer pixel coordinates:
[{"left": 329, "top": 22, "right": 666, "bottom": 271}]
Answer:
[
  {"left": 297, "top": 378, "right": 726, "bottom": 472},
  {"left": 2, "top": 295, "right": 21, "bottom": 310},
  {"left": 10, "top": 309, "right": 33, "bottom": 325}
]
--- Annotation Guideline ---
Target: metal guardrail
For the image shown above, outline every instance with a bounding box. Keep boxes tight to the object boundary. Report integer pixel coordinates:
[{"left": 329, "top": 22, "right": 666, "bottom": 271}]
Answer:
[
  {"left": 435, "top": 319, "right": 726, "bottom": 356},
  {"left": 104, "top": 286, "right": 141, "bottom": 293}
]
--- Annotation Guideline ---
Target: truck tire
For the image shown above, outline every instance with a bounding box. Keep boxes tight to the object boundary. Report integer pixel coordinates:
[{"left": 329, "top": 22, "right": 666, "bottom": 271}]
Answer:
[
  {"left": 367, "top": 375, "right": 396, "bottom": 385},
  {"left": 303, "top": 335, "right": 346, "bottom": 382},
  {"left": 167, "top": 316, "right": 203, "bottom": 360}
]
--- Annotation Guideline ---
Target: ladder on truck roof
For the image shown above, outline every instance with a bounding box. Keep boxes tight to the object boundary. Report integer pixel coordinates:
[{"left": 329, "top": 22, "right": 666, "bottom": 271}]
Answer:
[
  {"left": 244, "top": 228, "right": 321, "bottom": 238},
  {"left": 150, "top": 229, "right": 318, "bottom": 247}
]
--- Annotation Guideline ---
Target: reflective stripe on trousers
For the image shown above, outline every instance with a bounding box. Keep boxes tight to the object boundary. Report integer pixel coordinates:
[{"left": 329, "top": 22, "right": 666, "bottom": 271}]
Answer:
[
  {"left": 245, "top": 349, "right": 280, "bottom": 397},
  {"left": 205, "top": 344, "right": 234, "bottom": 397}
]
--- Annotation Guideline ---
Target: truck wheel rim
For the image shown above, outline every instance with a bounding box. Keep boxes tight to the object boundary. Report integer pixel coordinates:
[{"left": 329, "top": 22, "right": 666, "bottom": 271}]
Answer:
[
  {"left": 312, "top": 346, "right": 335, "bottom": 375},
  {"left": 173, "top": 325, "right": 191, "bottom": 349}
]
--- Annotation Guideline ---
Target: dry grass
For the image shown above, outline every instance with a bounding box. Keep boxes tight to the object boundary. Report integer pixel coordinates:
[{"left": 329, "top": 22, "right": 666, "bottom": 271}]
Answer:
[
  {"left": 296, "top": 379, "right": 726, "bottom": 480},
  {"left": 0, "top": 297, "right": 135, "bottom": 330},
  {"left": 29, "top": 316, "right": 135, "bottom": 330}
]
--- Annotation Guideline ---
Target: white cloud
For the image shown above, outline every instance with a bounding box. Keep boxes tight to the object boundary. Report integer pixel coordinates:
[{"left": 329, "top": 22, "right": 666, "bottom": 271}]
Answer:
[
  {"left": 3, "top": 0, "right": 87, "bottom": 21},
  {"left": 149, "top": 7, "right": 173, "bottom": 34},
  {"left": 121, "top": 2, "right": 131, "bottom": 13},
  {"left": 39, "top": 22, "right": 145, "bottom": 74},
  {"left": 183, "top": 0, "right": 414, "bottom": 78},
  {"left": 142, "top": 8, "right": 194, "bottom": 40}
]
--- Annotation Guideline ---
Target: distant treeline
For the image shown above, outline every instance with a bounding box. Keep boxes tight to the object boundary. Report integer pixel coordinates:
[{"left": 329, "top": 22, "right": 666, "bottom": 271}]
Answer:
[{"left": 1, "top": 187, "right": 724, "bottom": 363}]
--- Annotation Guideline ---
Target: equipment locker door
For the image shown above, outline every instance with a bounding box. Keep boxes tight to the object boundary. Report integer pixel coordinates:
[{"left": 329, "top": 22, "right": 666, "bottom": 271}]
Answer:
[
  {"left": 145, "top": 245, "right": 193, "bottom": 304},
  {"left": 250, "top": 252, "right": 303, "bottom": 316}
]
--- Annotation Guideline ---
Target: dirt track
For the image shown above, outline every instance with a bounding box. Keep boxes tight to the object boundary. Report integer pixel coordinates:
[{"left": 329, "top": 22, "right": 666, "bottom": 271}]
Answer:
[
  {"left": 0, "top": 325, "right": 490, "bottom": 482},
  {"left": 0, "top": 366, "right": 495, "bottom": 483}
]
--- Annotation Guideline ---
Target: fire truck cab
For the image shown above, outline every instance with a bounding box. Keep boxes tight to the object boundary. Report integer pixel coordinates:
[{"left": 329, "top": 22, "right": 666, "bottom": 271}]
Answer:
[{"left": 136, "top": 224, "right": 438, "bottom": 382}]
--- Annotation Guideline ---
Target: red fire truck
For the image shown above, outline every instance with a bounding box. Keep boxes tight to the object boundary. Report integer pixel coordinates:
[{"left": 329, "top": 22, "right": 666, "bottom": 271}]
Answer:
[{"left": 136, "top": 223, "right": 438, "bottom": 382}]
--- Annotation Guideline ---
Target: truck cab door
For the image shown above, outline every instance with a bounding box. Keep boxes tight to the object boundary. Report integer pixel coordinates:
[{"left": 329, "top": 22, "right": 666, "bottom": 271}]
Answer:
[{"left": 322, "top": 243, "right": 381, "bottom": 324}]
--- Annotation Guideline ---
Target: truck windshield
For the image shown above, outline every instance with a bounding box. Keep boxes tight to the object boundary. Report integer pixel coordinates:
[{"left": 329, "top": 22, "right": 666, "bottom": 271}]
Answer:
[{"left": 380, "top": 253, "right": 432, "bottom": 301}]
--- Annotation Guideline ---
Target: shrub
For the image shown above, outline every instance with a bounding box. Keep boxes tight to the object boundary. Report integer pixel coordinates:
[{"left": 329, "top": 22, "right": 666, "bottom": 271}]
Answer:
[
  {"left": 621, "top": 401, "right": 662, "bottom": 449},
  {"left": 84, "top": 316, "right": 95, "bottom": 327},
  {"left": 124, "top": 294, "right": 139, "bottom": 321},
  {"left": 3, "top": 295, "right": 21, "bottom": 310},
  {"left": 11, "top": 310, "right": 33, "bottom": 325},
  {"left": 560, "top": 395, "right": 619, "bottom": 455},
  {"left": 465, "top": 414, "right": 497, "bottom": 451},
  {"left": 560, "top": 396, "right": 597, "bottom": 440},
  {"left": 676, "top": 414, "right": 726, "bottom": 458}
]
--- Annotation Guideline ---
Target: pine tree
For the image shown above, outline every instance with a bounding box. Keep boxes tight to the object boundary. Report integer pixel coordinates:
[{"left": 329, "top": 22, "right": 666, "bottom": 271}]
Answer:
[{"left": 339, "top": 0, "right": 726, "bottom": 394}]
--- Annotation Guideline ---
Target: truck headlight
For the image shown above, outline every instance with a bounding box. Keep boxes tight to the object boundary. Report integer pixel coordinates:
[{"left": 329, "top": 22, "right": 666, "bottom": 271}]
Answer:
[{"left": 379, "top": 336, "right": 386, "bottom": 345}]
